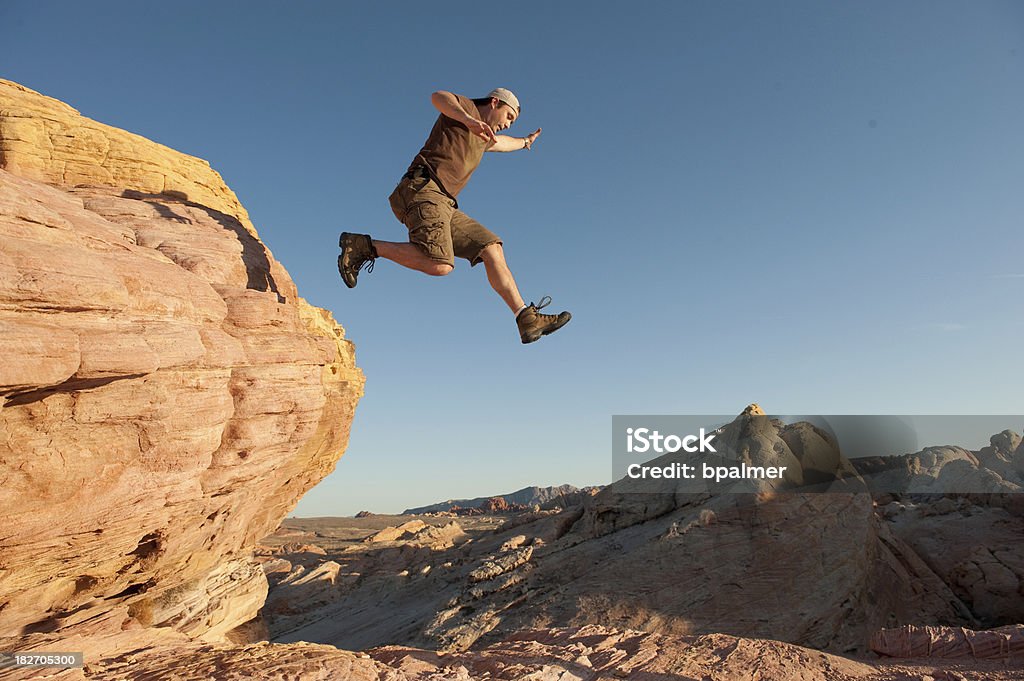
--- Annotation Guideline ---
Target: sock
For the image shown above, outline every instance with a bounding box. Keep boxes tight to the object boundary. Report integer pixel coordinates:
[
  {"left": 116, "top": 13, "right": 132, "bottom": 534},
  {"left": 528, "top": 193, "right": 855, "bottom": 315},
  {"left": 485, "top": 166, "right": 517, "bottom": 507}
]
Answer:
[{"left": 514, "top": 304, "right": 528, "bottom": 318}]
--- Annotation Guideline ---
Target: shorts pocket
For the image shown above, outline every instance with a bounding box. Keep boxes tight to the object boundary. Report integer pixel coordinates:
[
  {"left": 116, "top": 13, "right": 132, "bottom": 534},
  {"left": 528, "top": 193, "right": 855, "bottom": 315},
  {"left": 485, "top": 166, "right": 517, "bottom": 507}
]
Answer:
[
  {"left": 416, "top": 202, "right": 441, "bottom": 221},
  {"left": 412, "top": 223, "right": 448, "bottom": 260}
]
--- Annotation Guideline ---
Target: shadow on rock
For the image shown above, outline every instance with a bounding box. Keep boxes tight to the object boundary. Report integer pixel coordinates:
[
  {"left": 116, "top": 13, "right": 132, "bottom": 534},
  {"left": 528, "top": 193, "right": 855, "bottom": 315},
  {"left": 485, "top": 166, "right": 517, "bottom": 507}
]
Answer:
[{"left": 123, "top": 189, "right": 284, "bottom": 302}]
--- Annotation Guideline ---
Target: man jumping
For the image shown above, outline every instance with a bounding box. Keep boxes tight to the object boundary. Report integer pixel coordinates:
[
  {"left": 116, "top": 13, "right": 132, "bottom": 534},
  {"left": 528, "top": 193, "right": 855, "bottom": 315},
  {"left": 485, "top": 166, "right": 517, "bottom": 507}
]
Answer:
[{"left": 338, "top": 88, "right": 571, "bottom": 344}]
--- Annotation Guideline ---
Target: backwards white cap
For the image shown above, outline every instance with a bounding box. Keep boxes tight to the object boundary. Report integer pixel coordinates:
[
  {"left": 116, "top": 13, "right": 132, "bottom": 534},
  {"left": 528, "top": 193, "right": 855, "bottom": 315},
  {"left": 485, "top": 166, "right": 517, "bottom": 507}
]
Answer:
[{"left": 487, "top": 87, "right": 520, "bottom": 114}]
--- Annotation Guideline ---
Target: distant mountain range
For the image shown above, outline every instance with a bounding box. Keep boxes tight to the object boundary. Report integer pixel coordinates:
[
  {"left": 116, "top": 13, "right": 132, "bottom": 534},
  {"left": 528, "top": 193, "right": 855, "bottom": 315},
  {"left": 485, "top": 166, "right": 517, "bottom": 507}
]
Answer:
[{"left": 402, "top": 485, "right": 599, "bottom": 515}]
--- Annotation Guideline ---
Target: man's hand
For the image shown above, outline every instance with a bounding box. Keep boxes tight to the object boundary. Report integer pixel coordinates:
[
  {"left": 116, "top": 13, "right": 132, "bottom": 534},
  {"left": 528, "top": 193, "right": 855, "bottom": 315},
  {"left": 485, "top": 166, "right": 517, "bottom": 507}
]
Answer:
[
  {"left": 466, "top": 118, "right": 498, "bottom": 144},
  {"left": 523, "top": 128, "right": 542, "bottom": 150}
]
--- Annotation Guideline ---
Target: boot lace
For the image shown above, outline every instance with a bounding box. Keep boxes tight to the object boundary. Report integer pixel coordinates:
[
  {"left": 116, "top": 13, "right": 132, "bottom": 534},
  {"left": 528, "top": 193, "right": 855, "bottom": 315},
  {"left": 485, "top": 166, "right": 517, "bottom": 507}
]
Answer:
[
  {"left": 534, "top": 295, "right": 552, "bottom": 310},
  {"left": 350, "top": 240, "right": 375, "bottom": 274}
]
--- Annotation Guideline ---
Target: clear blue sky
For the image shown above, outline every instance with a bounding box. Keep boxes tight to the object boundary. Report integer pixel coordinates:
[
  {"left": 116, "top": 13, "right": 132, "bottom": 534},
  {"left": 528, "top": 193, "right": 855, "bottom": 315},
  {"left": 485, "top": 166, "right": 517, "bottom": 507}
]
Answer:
[{"left": 3, "top": 1, "right": 1022, "bottom": 516}]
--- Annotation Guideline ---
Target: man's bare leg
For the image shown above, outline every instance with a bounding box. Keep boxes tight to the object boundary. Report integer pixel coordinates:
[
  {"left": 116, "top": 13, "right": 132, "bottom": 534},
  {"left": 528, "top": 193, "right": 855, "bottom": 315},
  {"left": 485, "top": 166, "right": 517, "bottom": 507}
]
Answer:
[
  {"left": 478, "top": 243, "right": 525, "bottom": 313},
  {"left": 478, "top": 242, "right": 572, "bottom": 343},
  {"left": 373, "top": 240, "right": 453, "bottom": 277}
]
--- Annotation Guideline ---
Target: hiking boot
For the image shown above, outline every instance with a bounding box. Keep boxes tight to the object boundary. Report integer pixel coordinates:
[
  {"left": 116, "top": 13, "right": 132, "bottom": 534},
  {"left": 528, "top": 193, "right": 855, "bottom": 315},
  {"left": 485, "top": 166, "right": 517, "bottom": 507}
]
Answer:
[
  {"left": 338, "top": 232, "right": 377, "bottom": 288},
  {"left": 516, "top": 296, "right": 571, "bottom": 344}
]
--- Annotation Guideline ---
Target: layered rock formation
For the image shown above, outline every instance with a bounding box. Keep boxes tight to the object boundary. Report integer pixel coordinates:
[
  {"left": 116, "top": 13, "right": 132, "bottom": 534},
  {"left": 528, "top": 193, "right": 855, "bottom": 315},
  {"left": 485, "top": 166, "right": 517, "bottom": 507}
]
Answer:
[
  {"left": 260, "top": 414, "right": 1024, "bottom": 663},
  {"left": 410, "top": 414, "right": 967, "bottom": 654},
  {"left": 872, "top": 623, "right": 1024, "bottom": 659},
  {"left": 0, "top": 79, "right": 364, "bottom": 643},
  {"left": 261, "top": 412, "right": 988, "bottom": 656},
  {"left": 852, "top": 431, "right": 1024, "bottom": 496},
  {"left": 851, "top": 430, "right": 1024, "bottom": 627}
]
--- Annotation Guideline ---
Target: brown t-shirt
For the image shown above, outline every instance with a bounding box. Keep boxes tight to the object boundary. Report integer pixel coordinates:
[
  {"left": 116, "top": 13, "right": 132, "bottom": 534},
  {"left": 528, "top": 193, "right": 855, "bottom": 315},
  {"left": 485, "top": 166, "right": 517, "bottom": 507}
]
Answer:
[{"left": 408, "top": 94, "right": 488, "bottom": 199}]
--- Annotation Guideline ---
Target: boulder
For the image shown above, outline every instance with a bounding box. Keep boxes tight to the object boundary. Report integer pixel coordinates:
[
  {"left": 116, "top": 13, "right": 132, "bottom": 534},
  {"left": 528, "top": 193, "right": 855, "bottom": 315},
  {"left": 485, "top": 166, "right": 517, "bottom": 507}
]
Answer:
[{"left": 0, "top": 79, "right": 364, "bottom": 642}]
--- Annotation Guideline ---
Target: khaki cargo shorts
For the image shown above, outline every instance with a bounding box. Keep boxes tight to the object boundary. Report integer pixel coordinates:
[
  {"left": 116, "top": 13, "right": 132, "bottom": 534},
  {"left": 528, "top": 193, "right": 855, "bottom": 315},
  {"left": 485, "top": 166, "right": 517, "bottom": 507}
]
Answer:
[{"left": 388, "top": 173, "right": 501, "bottom": 267}]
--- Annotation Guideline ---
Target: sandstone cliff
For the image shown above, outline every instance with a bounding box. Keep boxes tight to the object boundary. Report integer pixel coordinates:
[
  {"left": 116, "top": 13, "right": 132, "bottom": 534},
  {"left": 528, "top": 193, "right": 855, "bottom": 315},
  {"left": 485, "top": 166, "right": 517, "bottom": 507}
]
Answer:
[{"left": 0, "top": 79, "right": 364, "bottom": 642}]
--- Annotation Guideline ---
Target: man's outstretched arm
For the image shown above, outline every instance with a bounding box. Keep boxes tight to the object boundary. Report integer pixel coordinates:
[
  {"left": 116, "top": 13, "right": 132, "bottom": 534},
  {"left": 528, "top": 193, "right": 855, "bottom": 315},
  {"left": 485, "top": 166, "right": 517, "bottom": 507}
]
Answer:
[{"left": 487, "top": 128, "right": 543, "bottom": 153}]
